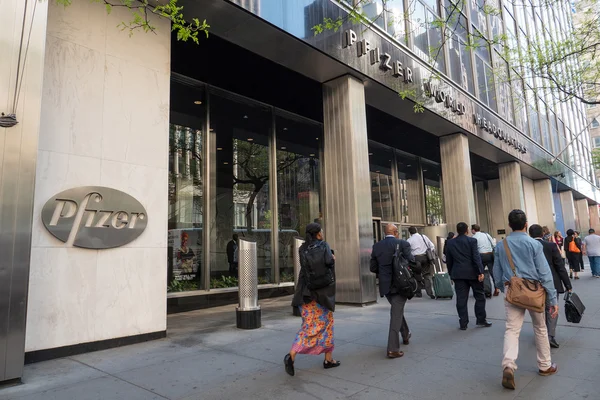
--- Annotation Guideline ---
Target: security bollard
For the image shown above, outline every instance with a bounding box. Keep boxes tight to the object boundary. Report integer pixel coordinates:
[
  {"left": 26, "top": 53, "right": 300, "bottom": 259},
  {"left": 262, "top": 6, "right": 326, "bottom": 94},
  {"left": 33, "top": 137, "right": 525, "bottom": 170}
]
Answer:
[
  {"left": 236, "top": 237, "right": 261, "bottom": 329},
  {"left": 292, "top": 237, "right": 305, "bottom": 317}
]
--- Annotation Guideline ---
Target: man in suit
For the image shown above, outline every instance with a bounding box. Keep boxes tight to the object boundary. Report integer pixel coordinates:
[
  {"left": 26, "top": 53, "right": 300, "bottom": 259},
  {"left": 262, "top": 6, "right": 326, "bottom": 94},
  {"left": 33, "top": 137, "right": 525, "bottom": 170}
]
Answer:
[
  {"left": 529, "top": 224, "right": 572, "bottom": 349},
  {"left": 370, "top": 223, "right": 414, "bottom": 359},
  {"left": 445, "top": 222, "right": 492, "bottom": 330}
]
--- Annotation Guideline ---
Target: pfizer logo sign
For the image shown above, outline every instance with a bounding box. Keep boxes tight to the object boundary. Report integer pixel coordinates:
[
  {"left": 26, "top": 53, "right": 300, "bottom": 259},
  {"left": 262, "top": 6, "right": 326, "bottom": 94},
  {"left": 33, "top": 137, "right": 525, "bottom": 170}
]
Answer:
[{"left": 41, "top": 186, "right": 148, "bottom": 249}]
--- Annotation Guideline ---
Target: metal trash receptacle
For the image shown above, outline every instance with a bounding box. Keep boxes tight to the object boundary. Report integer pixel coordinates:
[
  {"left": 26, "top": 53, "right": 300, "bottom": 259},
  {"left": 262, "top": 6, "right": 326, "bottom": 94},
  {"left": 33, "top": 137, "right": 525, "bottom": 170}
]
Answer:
[
  {"left": 292, "top": 237, "right": 305, "bottom": 316},
  {"left": 236, "top": 237, "right": 261, "bottom": 329}
]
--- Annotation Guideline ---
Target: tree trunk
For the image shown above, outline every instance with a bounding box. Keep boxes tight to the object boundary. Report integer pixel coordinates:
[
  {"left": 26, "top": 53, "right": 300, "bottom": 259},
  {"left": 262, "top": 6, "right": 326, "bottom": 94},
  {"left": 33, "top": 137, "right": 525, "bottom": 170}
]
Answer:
[{"left": 245, "top": 184, "right": 263, "bottom": 234}]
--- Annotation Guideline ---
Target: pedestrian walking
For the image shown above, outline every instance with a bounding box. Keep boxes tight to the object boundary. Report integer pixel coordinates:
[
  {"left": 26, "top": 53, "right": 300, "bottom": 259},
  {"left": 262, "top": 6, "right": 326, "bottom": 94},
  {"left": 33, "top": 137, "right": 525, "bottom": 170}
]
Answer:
[
  {"left": 583, "top": 228, "right": 600, "bottom": 277},
  {"left": 529, "top": 224, "right": 572, "bottom": 349},
  {"left": 493, "top": 210, "right": 558, "bottom": 390},
  {"left": 442, "top": 231, "right": 455, "bottom": 264},
  {"left": 407, "top": 226, "right": 436, "bottom": 299},
  {"left": 471, "top": 224, "right": 499, "bottom": 298},
  {"left": 445, "top": 222, "right": 492, "bottom": 330},
  {"left": 542, "top": 226, "right": 553, "bottom": 242},
  {"left": 575, "top": 231, "right": 585, "bottom": 271},
  {"left": 226, "top": 234, "right": 239, "bottom": 277},
  {"left": 370, "top": 223, "right": 414, "bottom": 358},
  {"left": 285, "top": 223, "right": 339, "bottom": 376},
  {"left": 551, "top": 231, "right": 565, "bottom": 259},
  {"left": 564, "top": 229, "right": 582, "bottom": 279}
]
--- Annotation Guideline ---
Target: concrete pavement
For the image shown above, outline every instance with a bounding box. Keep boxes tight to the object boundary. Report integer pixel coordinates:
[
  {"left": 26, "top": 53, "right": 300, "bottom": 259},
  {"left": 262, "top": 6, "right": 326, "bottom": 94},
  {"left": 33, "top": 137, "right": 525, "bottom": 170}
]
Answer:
[{"left": 2, "top": 269, "right": 600, "bottom": 400}]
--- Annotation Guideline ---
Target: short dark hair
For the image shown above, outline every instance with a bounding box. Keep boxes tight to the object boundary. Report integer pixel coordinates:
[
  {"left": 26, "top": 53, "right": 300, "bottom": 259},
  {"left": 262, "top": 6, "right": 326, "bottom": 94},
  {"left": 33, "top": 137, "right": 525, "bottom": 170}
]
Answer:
[
  {"left": 233, "top": 233, "right": 239, "bottom": 240},
  {"left": 528, "top": 224, "right": 543, "bottom": 239},
  {"left": 456, "top": 222, "right": 468, "bottom": 235},
  {"left": 408, "top": 226, "right": 417, "bottom": 235},
  {"left": 471, "top": 224, "right": 481, "bottom": 232},
  {"left": 567, "top": 229, "right": 574, "bottom": 236},
  {"left": 508, "top": 209, "right": 527, "bottom": 231},
  {"left": 590, "top": 229, "right": 596, "bottom": 234}
]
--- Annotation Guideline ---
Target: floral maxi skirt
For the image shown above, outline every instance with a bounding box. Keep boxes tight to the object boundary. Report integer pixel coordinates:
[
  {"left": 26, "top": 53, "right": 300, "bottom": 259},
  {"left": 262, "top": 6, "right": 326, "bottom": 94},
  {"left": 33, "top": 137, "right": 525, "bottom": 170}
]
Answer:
[{"left": 291, "top": 300, "right": 334, "bottom": 355}]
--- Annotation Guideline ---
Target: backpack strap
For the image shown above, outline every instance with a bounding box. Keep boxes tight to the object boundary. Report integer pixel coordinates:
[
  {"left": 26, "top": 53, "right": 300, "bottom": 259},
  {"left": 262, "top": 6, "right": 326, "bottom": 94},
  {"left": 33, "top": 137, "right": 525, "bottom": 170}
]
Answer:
[{"left": 503, "top": 239, "right": 517, "bottom": 277}]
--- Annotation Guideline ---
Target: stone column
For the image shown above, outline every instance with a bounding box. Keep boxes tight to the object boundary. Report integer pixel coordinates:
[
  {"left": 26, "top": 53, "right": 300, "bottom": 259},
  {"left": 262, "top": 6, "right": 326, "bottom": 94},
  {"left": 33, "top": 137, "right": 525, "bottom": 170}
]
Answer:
[
  {"left": 499, "top": 162, "right": 525, "bottom": 232},
  {"left": 440, "top": 134, "right": 476, "bottom": 230},
  {"left": 474, "top": 181, "right": 490, "bottom": 233},
  {"left": 534, "top": 179, "right": 555, "bottom": 232},
  {"left": 406, "top": 161, "right": 426, "bottom": 225},
  {"left": 322, "top": 75, "right": 375, "bottom": 305},
  {"left": 589, "top": 204, "right": 600, "bottom": 232},
  {"left": 575, "top": 199, "right": 590, "bottom": 231},
  {"left": 522, "top": 177, "right": 539, "bottom": 225},
  {"left": 560, "top": 191, "right": 577, "bottom": 232}
]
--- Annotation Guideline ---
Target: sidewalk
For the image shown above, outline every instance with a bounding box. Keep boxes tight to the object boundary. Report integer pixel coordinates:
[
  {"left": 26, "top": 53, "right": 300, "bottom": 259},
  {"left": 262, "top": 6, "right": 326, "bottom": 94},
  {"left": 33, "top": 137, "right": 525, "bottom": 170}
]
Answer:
[{"left": 2, "top": 270, "right": 600, "bottom": 400}]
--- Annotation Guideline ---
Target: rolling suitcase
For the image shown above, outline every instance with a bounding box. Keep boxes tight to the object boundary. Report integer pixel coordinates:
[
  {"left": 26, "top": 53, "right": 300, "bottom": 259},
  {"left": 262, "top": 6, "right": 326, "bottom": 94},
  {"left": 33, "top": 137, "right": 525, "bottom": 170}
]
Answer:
[
  {"left": 564, "top": 291, "right": 585, "bottom": 323},
  {"left": 432, "top": 259, "right": 453, "bottom": 299}
]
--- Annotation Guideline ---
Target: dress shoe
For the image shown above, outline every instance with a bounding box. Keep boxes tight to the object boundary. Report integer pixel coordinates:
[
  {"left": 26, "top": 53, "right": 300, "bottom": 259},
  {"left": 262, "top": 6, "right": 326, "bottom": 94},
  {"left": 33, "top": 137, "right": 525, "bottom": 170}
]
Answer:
[
  {"left": 430, "top": 295, "right": 436, "bottom": 299},
  {"left": 403, "top": 332, "right": 412, "bottom": 345},
  {"left": 460, "top": 325, "right": 468, "bottom": 331},
  {"left": 387, "top": 351, "right": 404, "bottom": 358},
  {"left": 549, "top": 337, "right": 560, "bottom": 349},
  {"left": 477, "top": 320, "right": 493, "bottom": 327},
  {"left": 284, "top": 354, "right": 295, "bottom": 376},
  {"left": 493, "top": 288, "right": 500, "bottom": 296},
  {"left": 538, "top": 363, "right": 558, "bottom": 376},
  {"left": 323, "top": 360, "right": 341, "bottom": 369},
  {"left": 502, "top": 367, "right": 515, "bottom": 390}
]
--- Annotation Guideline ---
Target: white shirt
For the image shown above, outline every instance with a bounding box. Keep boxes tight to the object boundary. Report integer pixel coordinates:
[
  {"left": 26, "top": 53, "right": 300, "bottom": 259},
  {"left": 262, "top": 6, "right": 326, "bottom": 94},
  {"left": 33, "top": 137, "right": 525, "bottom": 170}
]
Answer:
[
  {"left": 583, "top": 234, "right": 600, "bottom": 257},
  {"left": 472, "top": 231, "right": 496, "bottom": 253},
  {"left": 407, "top": 233, "right": 435, "bottom": 256}
]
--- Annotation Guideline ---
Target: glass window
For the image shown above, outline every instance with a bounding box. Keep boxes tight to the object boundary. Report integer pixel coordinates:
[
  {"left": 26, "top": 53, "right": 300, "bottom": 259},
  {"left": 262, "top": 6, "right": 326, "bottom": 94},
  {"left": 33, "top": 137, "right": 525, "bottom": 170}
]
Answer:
[
  {"left": 592, "top": 118, "right": 600, "bottom": 128},
  {"left": 594, "top": 137, "right": 600, "bottom": 148},
  {"left": 386, "top": 0, "right": 407, "bottom": 43},
  {"left": 275, "top": 112, "right": 322, "bottom": 282},
  {"left": 396, "top": 151, "right": 420, "bottom": 223},
  {"left": 447, "top": 12, "right": 475, "bottom": 95},
  {"left": 363, "top": 0, "right": 386, "bottom": 30},
  {"left": 210, "top": 89, "right": 273, "bottom": 284},
  {"left": 369, "top": 144, "right": 396, "bottom": 221},
  {"left": 422, "top": 161, "right": 445, "bottom": 225},
  {"left": 168, "top": 79, "right": 206, "bottom": 293}
]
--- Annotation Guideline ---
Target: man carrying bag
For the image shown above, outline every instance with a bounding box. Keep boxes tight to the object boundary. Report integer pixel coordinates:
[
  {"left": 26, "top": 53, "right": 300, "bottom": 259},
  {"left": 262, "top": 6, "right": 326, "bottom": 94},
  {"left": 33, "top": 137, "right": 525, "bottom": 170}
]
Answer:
[{"left": 493, "top": 210, "right": 559, "bottom": 391}]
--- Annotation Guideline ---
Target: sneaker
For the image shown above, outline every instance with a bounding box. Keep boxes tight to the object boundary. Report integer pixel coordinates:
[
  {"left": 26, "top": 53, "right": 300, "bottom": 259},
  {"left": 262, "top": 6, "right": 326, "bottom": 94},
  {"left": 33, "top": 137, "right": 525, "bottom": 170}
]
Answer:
[
  {"left": 502, "top": 367, "right": 515, "bottom": 390},
  {"left": 539, "top": 363, "right": 558, "bottom": 376}
]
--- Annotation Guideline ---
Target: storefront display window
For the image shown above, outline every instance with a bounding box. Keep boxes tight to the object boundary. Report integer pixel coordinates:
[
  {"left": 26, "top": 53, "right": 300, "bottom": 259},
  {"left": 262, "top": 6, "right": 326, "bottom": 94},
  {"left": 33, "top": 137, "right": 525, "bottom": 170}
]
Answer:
[
  {"left": 276, "top": 112, "right": 322, "bottom": 282},
  {"left": 209, "top": 89, "right": 273, "bottom": 284},
  {"left": 168, "top": 78, "right": 206, "bottom": 292}
]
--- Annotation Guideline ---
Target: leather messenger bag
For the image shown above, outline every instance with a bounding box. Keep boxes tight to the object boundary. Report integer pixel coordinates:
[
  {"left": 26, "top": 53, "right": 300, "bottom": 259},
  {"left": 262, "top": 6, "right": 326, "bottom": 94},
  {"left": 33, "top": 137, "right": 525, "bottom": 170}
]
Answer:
[{"left": 503, "top": 240, "right": 546, "bottom": 313}]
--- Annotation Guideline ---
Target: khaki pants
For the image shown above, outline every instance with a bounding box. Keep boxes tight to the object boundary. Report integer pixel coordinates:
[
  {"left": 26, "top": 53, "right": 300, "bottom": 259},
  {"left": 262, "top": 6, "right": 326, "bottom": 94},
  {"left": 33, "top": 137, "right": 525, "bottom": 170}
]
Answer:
[{"left": 502, "top": 300, "right": 552, "bottom": 371}]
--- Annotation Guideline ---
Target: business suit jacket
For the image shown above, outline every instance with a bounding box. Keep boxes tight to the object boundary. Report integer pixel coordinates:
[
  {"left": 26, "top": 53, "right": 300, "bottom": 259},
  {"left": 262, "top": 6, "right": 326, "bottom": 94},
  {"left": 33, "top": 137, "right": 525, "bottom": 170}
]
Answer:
[
  {"left": 535, "top": 238, "right": 572, "bottom": 293},
  {"left": 445, "top": 234, "right": 484, "bottom": 281},
  {"left": 370, "top": 237, "right": 414, "bottom": 297}
]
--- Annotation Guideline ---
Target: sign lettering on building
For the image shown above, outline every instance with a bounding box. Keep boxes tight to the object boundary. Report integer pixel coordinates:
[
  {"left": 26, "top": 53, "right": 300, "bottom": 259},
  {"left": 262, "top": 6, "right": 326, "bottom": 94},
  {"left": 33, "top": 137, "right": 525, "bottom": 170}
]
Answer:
[
  {"left": 342, "top": 29, "right": 527, "bottom": 154},
  {"left": 41, "top": 186, "right": 148, "bottom": 249}
]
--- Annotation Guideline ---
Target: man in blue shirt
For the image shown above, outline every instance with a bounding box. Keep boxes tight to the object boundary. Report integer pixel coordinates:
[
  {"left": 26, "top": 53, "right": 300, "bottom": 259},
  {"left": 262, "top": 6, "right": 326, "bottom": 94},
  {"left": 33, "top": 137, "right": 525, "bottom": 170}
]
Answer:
[{"left": 493, "top": 210, "right": 559, "bottom": 390}]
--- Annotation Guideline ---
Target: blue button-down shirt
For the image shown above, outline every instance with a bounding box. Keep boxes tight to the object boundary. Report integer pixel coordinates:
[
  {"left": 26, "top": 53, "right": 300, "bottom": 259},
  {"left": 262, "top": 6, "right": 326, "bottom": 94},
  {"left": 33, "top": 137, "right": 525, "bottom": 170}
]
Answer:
[{"left": 493, "top": 231, "right": 558, "bottom": 306}]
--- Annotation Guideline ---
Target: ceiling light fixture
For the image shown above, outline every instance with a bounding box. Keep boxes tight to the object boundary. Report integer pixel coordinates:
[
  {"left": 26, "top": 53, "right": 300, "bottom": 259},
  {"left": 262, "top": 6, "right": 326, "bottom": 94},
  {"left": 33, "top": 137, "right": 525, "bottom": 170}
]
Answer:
[
  {"left": 247, "top": 138, "right": 254, "bottom": 141},
  {"left": 217, "top": 147, "right": 223, "bottom": 151},
  {"left": 194, "top": 100, "right": 202, "bottom": 105},
  {"left": 283, "top": 127, "right": 288, "bottom": 131},
  {"left": 243, "top": 115, "right": 248, "bottom": 119},
  {"left": 309, "top": 153, "right": 315, "bottom": 157},
  {"left": 223, "top": 162, "right": 229, "bottom": 165},
  {"left": 281, "top": 147, "right": 287, "bottom": 150}
]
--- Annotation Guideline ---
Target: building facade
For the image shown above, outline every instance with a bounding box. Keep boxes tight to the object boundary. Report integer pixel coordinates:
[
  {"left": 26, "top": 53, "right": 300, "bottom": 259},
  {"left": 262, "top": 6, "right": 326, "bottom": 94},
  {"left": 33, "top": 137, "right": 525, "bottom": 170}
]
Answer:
[{"left": 1, "top": 0, "right": 600, "bottom": 384}]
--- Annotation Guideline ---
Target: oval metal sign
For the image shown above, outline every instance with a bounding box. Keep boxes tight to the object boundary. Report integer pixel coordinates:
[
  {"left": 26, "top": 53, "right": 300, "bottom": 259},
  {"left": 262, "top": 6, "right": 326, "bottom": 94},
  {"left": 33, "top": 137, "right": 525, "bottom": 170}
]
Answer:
[{"left": 41, "top": 186, "right": 148, "bottom": 249}]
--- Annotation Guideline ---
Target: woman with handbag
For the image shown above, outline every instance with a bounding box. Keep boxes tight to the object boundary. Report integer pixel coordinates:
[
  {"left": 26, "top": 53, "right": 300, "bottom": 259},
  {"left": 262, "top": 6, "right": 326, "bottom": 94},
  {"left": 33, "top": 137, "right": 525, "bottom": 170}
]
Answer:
[
  {"left": 564, "top": 229, "right": 582, "bottom": 279},
  {"left": 284, "top": 223, "right": 339, "bottom": 376}
]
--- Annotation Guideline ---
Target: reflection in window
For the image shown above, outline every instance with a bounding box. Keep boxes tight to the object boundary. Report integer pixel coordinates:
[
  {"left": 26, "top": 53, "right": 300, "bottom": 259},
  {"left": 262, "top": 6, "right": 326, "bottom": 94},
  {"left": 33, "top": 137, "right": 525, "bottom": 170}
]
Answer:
[
  {"left": 210, "top": 90, "right": 273, "bottom": 284},
  {"left": 592, "top": 118, "right": 600, "bottom": 128},
  {"left": 369, "top": 145, "right": 396, "bottom": 221},
  {"left": 423, "top": 162, "right": 444, "bottom": 225},
  {"left": 167, "top": 79, "right": 205, "bottom": 293},
  {"left": 276, "top": 113, "right": 322, "bottom": 283}
]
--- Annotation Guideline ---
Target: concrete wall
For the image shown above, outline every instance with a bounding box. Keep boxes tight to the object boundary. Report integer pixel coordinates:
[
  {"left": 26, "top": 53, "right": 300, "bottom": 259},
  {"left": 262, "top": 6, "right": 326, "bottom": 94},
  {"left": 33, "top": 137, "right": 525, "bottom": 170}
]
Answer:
[
  {"left": 26, "top": 1, "right": 170, "bottom": 352},
  {"left": 488, "top": 179, "right": 506, "bottom": 241}
]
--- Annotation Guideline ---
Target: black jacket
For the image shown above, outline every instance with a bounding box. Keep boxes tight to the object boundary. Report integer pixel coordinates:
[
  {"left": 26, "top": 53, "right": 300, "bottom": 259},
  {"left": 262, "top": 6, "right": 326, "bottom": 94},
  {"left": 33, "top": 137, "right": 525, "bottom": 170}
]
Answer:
[
  {"left": 445, "top": 234, "right": 484, "bottom": 280},
  {"left": 535, "top": 238, "right": 572, "bottom": 293},
  {"left": 291, "top": 240, "right": 336, "bottom": 311},
  {"left": 226, "top": 240, "right": 236, "bottom": 264},
  {"left": 564, "top": 235, "right": 582, "bottom": 259},
  {"left": 370, "top": 236, "right": 414, "bottom": 297}
]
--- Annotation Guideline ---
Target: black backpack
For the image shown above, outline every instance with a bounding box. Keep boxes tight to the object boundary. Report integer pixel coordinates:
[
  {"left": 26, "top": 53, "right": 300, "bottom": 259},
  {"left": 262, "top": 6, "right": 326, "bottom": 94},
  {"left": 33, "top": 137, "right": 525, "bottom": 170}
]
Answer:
[
  {"left": 301, "top": 243, "right": 335, "bottom": 290},
  {"left": 392, "top": 243, "right": 418, "bottom": 299}
]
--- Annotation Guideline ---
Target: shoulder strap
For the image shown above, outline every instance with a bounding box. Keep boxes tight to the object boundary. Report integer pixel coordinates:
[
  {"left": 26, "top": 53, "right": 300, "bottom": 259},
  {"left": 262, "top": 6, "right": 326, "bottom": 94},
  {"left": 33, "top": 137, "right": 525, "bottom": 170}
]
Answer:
[
  {"left": 420, "top": 234, "right": 430, "bottom": 250},
  {"left": 503, "top": 239, "right": 517, "bottom": 276},
  {"left": 486, "top": 234, "right": 495, "bottom": 248}
]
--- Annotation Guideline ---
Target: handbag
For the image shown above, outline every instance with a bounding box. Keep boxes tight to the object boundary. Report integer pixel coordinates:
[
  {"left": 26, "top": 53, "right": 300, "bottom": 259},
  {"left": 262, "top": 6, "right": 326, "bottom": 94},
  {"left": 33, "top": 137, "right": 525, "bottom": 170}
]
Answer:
[
  {"left": 503, "top": 240, "right": 546, "bottom": 313},
  {"left": 568, "top": 239, "right": 581, "bottom": 253}
]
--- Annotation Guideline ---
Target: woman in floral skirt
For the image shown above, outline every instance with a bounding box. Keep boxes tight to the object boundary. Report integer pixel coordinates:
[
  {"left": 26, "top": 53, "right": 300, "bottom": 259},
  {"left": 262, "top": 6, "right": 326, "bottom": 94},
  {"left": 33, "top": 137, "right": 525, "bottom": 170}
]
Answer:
[{"left": 284, "top": 223, "right": 340, "bottom": 376}]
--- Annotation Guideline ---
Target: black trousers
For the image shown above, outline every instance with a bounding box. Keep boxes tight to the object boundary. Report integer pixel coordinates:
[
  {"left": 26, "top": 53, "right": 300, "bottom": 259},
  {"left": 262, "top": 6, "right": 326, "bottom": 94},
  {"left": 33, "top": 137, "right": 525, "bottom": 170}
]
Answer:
[
  {"left": 386, "top": 294, "right": 410, "bottom": 352},
  {"left": 414, "top": 254, "right": 434, "bottom": 297},
  {"left": 229, "top": 262, "right": 238, "bottom": 276},
  {"left": 454, "top": 279, "right": 487, "bottom": 328}
]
